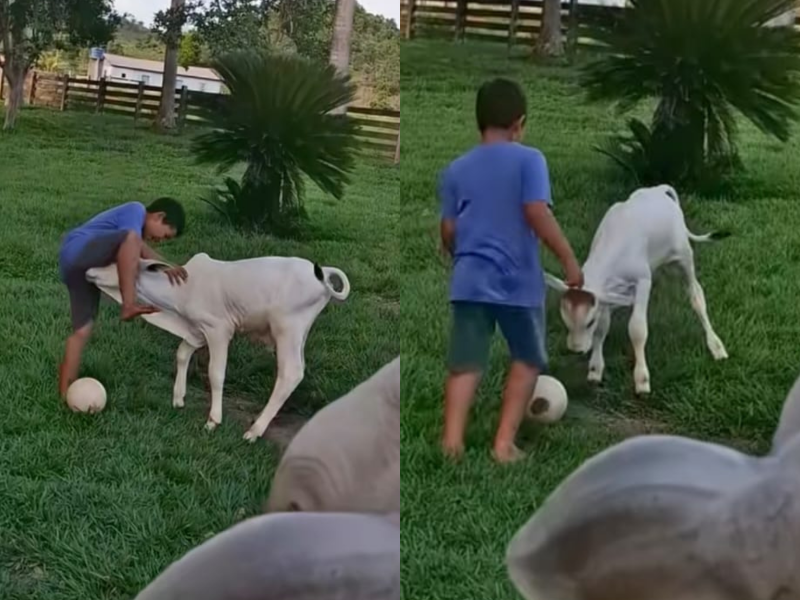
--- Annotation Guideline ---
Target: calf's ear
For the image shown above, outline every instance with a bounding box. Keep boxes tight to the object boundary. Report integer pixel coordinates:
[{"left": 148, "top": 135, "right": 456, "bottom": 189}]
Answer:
[{"left": 544, "top": 272, "right": 568, "bottom": 293}]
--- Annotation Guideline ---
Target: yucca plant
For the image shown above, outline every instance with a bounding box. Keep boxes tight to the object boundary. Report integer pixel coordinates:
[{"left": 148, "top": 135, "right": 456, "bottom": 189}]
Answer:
[
  {"left": 581, "top": 0, "right": 800, "bottom": 190},
  {"left": 193, "top": 49, "right": 360, "bottom": 234}
]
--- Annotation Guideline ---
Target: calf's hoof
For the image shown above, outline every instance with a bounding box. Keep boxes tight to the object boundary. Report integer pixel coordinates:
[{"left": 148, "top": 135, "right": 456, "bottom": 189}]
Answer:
[
  {"left": 587, "top": 368, "right": 603, "bottom": 384},
  {"left": 204, "top": 419, "right": 219, "bottom": 432},
  {"left": 635, "top": 380, "right": 651, "bottom": 395},
  {"left": 708, "top": 336, "right": 728, "bottom": 361},
  {"left": 172, "top": 396, "right": 185, "bottom": 409},
  {"left": 243, "top": 428, "right": 262, "bottom": 443}
]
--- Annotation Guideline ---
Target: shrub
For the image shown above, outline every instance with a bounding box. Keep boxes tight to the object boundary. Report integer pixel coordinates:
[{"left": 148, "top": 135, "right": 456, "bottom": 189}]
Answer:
[
  {"left": 193, "top": 50, "right": 360, "bottom": 234},
  {"left": 581, "top": 0, "right": 800, "bottom": 191}
]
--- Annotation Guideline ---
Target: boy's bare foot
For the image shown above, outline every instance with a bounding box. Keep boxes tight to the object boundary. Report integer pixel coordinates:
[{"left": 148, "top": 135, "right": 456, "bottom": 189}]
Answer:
[
  {"left": 121, "top": 303, "right": 160, "bottom": 321},
  {"left": 492, "top": 443, "right": 526, "bottom": 464},
  {"left": 442, "top": 441, "right": 465, "bottom": 461}
]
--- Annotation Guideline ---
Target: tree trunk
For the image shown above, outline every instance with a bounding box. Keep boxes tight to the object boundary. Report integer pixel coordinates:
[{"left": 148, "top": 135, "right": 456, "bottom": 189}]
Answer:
[
  {"left": 536, "top": 0, "right": 564, "bottom": 58},
  {"left": 158, "top": 0, "right": 184, "bottom": 132},
  {"left": 330, "top": 0, "right": 356, "bottom": 76},
  {"left": 329, "top": 0, "right": 355, "bottom": 115},
  {"left": 3, "top": 63, "right": 27, "bottom": 131}
]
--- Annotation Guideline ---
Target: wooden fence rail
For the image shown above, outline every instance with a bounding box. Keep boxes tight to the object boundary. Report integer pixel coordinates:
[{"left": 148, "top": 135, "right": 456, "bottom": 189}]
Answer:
[{"left": 0, "top": 70, "right": 400, "bottom": 163}]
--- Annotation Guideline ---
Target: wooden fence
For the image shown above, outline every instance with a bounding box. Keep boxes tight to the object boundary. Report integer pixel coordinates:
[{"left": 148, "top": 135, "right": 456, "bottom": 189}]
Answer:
[
  {"left": 0, "top": 70, "right": 400, "bottom": 162},
  {"left": 400, "top": 0, "right": 617, "bottom": 48},
  {"left": 400, "top": 0, "right": 800, "bottom": 48}
]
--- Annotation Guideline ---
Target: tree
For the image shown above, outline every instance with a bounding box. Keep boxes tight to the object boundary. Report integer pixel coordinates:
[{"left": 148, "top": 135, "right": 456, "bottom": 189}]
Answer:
[
  {"left": 582, "top": 0, "right": 800, "bottom": 191},
  {"left": 0, "top": 0, "right": 119, "bottom": 130},
  {"left": 193, "top": 50, "right": 359, "bottom": 235},
  {"left": 275, "top": 0, "right": 333, "bottom": 63},
  {"left": 179, "top": 30, "right": 203, "bottom": 68},
  {"left": 191, "top": 0, "right": 272, "bottom": 58},
  {"left": 153, "top": 0, "right": 191, "bottom": 132},
  {"left": 536, "top": 0, "right": 564, "bottom": 57}
]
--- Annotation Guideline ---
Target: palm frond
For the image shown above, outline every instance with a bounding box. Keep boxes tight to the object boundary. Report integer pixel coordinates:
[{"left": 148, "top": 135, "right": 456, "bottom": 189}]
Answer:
[
  {"left": 191, "top": 49, "right": 360, "bottom": 234},
  {"left": 582, "top": 0, "right": 800, "bottom": 191}
]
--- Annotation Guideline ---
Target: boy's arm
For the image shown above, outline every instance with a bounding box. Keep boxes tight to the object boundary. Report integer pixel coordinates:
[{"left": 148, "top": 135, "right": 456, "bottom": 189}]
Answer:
[
  {"left": 438, "top": 166, "right": 458, "bottom": 259},
  {"left": 440, "top": 218, "right": 455, "bottom": 257},
  {"left": 524, "top": 204, "right": 582, "bottom": 286},
  {"left": 521, "top": 151, "right": 583, "bottom": 287}
]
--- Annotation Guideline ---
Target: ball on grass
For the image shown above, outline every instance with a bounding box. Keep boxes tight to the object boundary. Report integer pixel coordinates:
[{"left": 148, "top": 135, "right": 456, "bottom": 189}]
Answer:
[
  {"left": 66, "top": 377, "right": 107, "bottom": 414},
  {"left": 526, "top": 375, "right": 568, "bottom": 424}
]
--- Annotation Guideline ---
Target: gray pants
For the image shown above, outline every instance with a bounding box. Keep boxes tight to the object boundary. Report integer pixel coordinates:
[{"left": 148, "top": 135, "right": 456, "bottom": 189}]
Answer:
[{"left": 63, "top": 230, "right": 129, "bottom": 331}]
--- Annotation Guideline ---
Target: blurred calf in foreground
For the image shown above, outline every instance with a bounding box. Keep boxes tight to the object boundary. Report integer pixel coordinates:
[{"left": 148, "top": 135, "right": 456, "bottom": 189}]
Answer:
[
  {"left": 266, "top": 356, "right": 400, "bottom": 514},
  {"left": 135, "top": 512, "right": 400, "bottom": 600},
  {"left": 506, "top": 372, "right": 800, "bottom": 600}
]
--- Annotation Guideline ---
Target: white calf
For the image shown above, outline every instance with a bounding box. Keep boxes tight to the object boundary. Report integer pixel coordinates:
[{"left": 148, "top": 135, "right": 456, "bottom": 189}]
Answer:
[
  {"left": 545, "top": 185, "right": 728, "bottom": 395},
  {"left": 86, "top": 253, "right": 350, "bottom": 441}
]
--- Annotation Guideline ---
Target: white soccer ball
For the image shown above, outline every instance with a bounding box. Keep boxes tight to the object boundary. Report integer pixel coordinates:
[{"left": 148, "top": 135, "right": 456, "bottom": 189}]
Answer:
[
  {"left": 526, "top": 375, "right": 568, "bottom": 424},
  {"left": 66, "top": 377, "right": 107, "bottom": 414}
]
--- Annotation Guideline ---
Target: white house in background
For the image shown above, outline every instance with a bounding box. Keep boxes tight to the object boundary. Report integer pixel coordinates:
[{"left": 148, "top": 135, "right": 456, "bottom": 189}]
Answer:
[{"left": 87, "top": 49, "right": 224, "bottom": 94}]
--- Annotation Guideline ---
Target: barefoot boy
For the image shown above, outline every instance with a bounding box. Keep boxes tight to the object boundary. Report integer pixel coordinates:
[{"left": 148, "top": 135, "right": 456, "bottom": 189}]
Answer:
[
  {"left": 58, "top": 197, "right": 188, "bottom": 397},
  {"left": 439, "top": 78, "right": 583, "bottom": 463}
]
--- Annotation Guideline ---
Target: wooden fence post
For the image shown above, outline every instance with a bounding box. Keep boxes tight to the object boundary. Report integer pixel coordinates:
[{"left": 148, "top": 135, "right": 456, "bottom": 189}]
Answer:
[
  {"left": 508, "top": 0, "right": 521, "bottom": 51},
  {"left": 454, "top": 0, "right": 468, "bottom": 41},
  {"left": 403, "top": 0, "right": 417, "bottom": 39},
  {"left": 394, "top": 130, "right": 400, "bottom": 165},
  {"left": 177, "top": 85, "right": 189, "bottom": 131},
  {"left": 60, "top": 74, "right": 69, "bottom": 111},
  {"left": 28, "top": 71, "right": 38, "bottom": 105},
  {"left": 95, "top": 76, "right": 106, "bottom": 113},
  {"left": 134, "top": 80, "right": 145, "bottom": 123}
]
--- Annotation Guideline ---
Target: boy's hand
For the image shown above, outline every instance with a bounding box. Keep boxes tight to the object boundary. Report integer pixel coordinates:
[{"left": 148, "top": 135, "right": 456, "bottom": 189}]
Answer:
[
  {"left": 564, "top": 262, "right": 584, "bottom": 288},
  {"left": 165, "top": 266, "right": 188, "bottom": 286}
]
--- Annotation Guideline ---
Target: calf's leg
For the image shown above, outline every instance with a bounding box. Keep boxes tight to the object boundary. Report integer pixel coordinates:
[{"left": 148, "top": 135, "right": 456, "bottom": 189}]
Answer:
[
  {"left": 244, "top": 324, "right": 308, "bottom": 443},
  {"left": 678, "top": 253, "right": 728, "bottom": 360},
  {"left": 172, "top": 339, "right": 201, "bottom": 409},
  {"left": 587, "top": 307, "right": 611, "bottom": 384},
  {"left": 628, "top": 279, "right": 652, "bottom": 395},
  {"left": 204, "top": 330, "right": 232, "bottom": 431}
]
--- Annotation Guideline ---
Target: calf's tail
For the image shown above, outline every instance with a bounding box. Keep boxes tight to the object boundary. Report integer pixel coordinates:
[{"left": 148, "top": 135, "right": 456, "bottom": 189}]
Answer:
[
  {"left": 313, "top": 263, "right": 351, "bottom": 301},
  {"left": 686, "top": 229, "right": 732, "bottom": 244}
]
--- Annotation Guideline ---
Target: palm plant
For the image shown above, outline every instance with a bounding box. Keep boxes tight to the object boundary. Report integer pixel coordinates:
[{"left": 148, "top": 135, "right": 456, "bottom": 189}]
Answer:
[
  {"left": 193, "top": 49, "right": 359, "bottom": 234},
  {"left": 581, "top": 0, "right": 800, "bottom": 190}
]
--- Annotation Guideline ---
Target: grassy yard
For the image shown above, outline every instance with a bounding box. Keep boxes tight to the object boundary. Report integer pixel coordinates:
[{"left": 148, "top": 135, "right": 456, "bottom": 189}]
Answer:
[
  {"left": 0, "top": 109, "right": 399, "bottom": 599},
  {"left": 400, "top": 40, "right": 800, "bottom": 599}
]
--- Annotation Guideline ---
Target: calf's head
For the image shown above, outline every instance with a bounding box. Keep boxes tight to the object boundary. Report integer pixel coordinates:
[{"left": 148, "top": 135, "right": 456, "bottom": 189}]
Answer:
[{"left": 544, "top": 273, "right": 598, "bottom": 354}]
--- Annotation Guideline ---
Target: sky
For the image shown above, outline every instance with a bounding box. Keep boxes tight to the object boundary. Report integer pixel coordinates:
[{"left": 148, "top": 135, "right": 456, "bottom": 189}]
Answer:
[{"left": 114, "top": 0, "right": 399, "bottom": 28}]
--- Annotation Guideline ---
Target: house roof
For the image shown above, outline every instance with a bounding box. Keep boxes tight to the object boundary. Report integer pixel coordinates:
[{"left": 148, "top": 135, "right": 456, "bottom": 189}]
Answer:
[{"left": 101, "top": 53, "right": 221, "bottom": 81}]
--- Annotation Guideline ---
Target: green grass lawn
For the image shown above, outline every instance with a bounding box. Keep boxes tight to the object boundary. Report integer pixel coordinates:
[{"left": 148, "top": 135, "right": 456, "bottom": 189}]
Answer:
[
  {"left": 0, "top": 108, "right": 399, "bottom": 599},
  {"left": 400, "top": 39, "right": 800, "bottom": 599}
]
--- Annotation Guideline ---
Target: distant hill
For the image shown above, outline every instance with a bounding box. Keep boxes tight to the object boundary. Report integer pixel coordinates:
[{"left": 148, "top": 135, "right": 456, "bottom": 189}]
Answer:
[{"left": 108, "top": 14, "right": 167, "bottom": 61}]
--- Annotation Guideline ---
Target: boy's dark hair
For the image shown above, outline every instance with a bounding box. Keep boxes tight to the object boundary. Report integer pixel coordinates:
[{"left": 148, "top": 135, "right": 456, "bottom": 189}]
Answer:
[
  {"left": 475, "top": 78, "right": 527, "bottom": 132},
  {"left": 148, "top": 197, "right": 186, "bottom": 235}
]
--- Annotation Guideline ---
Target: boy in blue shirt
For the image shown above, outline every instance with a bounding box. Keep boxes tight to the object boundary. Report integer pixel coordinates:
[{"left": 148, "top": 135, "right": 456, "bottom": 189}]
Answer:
[
  {"left": 58, "top": 197, "right": 188, "bottom": 397},
  {"left": 439, "top": 78, "right": 583, "bottom": 463}
]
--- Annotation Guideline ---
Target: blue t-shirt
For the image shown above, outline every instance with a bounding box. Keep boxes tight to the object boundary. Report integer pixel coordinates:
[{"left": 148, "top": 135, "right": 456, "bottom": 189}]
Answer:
[
  {"left": 439, "top": 142, "right": 552, "bottom": 308},
  {"left": 59, "top": 202, "right": 146, "bottom": 279}
]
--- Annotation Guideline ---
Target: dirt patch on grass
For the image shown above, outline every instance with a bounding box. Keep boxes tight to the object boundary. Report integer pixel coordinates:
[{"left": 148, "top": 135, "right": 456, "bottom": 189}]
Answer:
[
  {"left": 604, "top": 414, "right": 669, "bottom": 438},
  {"left": 224, "top": 395, "right": 308, "bottom": 452}
]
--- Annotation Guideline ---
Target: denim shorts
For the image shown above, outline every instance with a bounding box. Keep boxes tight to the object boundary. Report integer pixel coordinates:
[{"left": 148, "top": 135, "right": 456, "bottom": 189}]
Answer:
[{"left": 446, "top": 301, "right": 548, "bottom": 373}]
